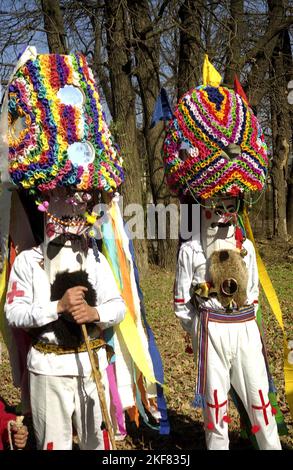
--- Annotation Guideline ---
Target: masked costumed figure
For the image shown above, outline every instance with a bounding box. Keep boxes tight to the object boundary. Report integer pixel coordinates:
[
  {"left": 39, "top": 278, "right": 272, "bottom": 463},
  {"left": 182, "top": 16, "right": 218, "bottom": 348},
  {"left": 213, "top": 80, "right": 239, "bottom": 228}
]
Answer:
[
  {"left": 0, "top": 47, "right": 169, "bottom": 450},
  {"left": 162, "top": 56, "right": 288, "bottom": 450}
]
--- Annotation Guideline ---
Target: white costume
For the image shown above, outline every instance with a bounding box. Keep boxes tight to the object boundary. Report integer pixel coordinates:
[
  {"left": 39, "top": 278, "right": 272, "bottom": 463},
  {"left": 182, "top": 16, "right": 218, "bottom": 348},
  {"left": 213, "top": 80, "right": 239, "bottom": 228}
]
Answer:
[
  {"left": 5, "top": 246, "right": 126, "bottom": 450},
  {"left": 174, "top": 238, "right": 281, "bottom": 450}
]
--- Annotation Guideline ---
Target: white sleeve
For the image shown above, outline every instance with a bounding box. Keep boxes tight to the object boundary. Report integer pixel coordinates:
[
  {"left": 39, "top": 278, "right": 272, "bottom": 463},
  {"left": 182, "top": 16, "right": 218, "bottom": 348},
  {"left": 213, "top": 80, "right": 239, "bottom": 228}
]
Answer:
[
  {"left": 174, "top": 245, "right": 196, "bottom": 334},
  {"left": 5, "top": 253, "right": 59, "bottom": 328},
  {"left": 94, "top": 253, "right": 126, "bottom": 330}
]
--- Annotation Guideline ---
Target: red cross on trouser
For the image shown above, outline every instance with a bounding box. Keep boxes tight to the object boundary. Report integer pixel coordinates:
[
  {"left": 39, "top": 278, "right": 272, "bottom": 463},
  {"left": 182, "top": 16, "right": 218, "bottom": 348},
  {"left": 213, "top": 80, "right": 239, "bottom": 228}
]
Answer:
[
  {"left": 207, "top": 390, "right": 227, "bottom": 424},
  {"left": 7, "top": 281, "right": 25, "bottom": 304},
  {"left": 252, "top": 390, "right": 270, "bottom": 425}
]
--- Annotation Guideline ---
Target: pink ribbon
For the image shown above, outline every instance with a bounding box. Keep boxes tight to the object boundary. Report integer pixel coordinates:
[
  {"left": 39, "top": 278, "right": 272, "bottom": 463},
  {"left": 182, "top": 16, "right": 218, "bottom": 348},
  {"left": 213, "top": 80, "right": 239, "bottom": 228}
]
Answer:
[{"left": 106, "top": 363, "right": 126, "bottom": 436}]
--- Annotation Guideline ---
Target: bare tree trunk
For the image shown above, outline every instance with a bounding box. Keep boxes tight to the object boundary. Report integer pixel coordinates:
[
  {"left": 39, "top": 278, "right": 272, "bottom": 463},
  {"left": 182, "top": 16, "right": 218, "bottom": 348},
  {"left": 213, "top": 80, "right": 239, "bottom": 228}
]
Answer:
[
  {"left": 283, "top": 29, "right": 293, "bottom": 238},
  {"left": 265, "top": 184, "right": 273, "bottom": 239},
  {"left": 245, "top": 0, "right": 288, "bottom": 107},
  {"left": 127, "top": 0, "right": 178, "bottom": 269},
  {"left": 104, "top": 0, "right": 148, "bottom": 273},
  {"left": 224, "top": 0, "right": 244, "bottom": 87},
  {"left": 41, "top": 0, "right": 68, "bottom": 54},
  {"left": 270, "top": 29, "right": 291, "bottom": 241},
  {"left": 177, "top": 0, "right": 202, "bottom": 100}
]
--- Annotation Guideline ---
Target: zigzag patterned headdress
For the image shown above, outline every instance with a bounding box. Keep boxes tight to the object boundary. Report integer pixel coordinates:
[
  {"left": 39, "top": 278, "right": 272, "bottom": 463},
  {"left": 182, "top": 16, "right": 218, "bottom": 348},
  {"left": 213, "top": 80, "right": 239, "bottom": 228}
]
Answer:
[{"left": 163, "top": 59, "right": 268, "bottom": 200}]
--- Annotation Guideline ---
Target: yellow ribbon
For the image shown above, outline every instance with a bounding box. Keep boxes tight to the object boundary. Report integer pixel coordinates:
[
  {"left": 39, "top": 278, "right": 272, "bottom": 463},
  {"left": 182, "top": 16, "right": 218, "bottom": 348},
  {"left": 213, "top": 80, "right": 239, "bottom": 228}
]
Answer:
[
  {"left": 117, "top": 312, "right": 157, "bottom": 384},
  {"left": 0, "top": 258, "right": 9, "bottom": 343},
  {"left": 202, "top": 54, "right": 222, "bottom": 87},
  {"left": 244, "top": 210, "right": 293, "bottom": 419}
]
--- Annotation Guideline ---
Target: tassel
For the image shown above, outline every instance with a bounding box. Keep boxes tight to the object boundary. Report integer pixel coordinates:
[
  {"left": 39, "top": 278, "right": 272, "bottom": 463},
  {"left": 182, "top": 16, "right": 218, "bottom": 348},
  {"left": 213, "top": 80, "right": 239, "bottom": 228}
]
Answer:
[
  {"left": 46, "top": 442, "right": 53, "bottom": 450},
  {"left": 251, "top": 425, "right": 260, "bottom": 434},
  {"left": 207, "top": 422, "right": 214, "bottom": 430},
  {"left": 223, "top": 415, "right": 231, "bottom": 424},
  {"left": 101, "top": 422, "right": 110, "bottom": 450}
]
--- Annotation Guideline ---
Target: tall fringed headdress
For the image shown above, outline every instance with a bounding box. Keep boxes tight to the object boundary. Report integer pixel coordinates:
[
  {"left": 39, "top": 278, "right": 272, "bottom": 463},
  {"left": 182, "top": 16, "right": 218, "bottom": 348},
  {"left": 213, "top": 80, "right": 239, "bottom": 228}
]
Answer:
[{"left": 0, "top": 47, "right": 169, "bottom": 434}]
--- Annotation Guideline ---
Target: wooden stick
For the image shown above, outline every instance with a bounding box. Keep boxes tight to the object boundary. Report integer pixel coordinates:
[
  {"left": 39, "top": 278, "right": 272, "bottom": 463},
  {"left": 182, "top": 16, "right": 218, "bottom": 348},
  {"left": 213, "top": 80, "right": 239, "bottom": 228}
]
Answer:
[{"left": 81, "top": 324, "right": 116, "bottom": 450}]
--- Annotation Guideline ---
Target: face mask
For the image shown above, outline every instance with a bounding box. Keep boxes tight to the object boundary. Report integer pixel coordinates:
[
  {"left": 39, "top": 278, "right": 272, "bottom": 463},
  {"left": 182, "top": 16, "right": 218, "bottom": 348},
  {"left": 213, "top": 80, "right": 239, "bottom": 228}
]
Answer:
[
  {"left": 200, "top": 197, "right": 239, "bottom": 258},
  {"left": 42, "top": 187, "right": 93, "bottom": 283},
  {"left": 200, "top": 197, "right": 248, "bottom": 309}
]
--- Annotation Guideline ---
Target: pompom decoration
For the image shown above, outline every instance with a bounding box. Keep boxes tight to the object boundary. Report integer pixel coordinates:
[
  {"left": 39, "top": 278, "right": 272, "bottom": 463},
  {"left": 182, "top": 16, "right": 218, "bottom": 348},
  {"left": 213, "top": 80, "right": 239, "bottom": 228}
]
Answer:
[
  {"left": 163, "top": 85, "right": 268, "bottom": 199},
  {"left": 37, "top": 200, "right": 49, "bottom": 212},
  {"left": 251, "top": 425, "right": 260, "bottom": 434},
  {"left": 7, "top": 53, "right": 124, "bottom": 193},
  {"left": 207, "top": 422, "right": 214, "bottom": 430},
  {"left": 223, "top": 415, "right": 231, "bottom": 424}
]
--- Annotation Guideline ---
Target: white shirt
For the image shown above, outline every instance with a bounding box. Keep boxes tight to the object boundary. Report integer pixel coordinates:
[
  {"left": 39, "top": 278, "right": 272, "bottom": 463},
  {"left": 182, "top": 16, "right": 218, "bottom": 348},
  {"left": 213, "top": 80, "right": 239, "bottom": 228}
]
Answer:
[
  {"left": 174, "top": 238, "right": 259, "bottom": 334},
  {"left": 5, "top": 246, "right": 126, "bottom": 376}
]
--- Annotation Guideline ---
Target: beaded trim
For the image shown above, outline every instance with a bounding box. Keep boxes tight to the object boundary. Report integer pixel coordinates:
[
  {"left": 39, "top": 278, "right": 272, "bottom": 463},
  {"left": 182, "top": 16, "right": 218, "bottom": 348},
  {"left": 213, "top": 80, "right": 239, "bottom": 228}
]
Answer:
[{"left": 46, "top": 210, "right": 86, "bottom": 227}]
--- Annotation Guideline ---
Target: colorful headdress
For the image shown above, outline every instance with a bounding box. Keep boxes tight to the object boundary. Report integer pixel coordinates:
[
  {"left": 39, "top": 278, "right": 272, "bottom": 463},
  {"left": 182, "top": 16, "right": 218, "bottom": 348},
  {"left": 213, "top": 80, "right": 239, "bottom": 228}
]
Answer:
[
  {"left": 163, "top": 85, "right": 268, "bottom": 199},
  {"left": 7, "top": 53, "right": 124, "bottom": 193}
]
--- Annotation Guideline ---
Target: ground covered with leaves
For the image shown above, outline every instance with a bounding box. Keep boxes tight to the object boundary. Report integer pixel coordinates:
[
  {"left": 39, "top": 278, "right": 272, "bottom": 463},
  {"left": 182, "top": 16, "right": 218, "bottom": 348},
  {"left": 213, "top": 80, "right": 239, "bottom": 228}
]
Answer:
[{"left": 0, "top": 240, "right": 292, "bottom": 450}]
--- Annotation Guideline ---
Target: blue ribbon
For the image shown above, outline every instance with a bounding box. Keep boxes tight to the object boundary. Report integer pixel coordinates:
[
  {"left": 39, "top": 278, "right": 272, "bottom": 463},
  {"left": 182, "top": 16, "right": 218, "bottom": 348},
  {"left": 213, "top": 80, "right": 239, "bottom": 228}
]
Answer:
[{"left": 150, "top": 88, "right": 173, "bottom": 129}]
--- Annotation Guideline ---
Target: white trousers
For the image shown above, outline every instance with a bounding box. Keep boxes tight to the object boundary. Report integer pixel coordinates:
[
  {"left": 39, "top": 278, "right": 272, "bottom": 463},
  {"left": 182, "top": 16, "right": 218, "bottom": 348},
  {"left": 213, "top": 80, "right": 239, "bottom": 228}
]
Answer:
[
  {"left": 29, "top": 371, "right": 110, "bottom": 450},
  {"left": 201, "top": 320, "right": 281, "bottom": 450}
]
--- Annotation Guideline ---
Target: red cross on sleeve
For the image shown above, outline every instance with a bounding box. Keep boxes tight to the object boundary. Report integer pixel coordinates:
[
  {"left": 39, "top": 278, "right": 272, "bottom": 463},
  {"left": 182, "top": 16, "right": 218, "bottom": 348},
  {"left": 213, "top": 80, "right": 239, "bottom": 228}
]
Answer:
[{"left": 7, "top": 282, "right": 25, "bottom": 304}]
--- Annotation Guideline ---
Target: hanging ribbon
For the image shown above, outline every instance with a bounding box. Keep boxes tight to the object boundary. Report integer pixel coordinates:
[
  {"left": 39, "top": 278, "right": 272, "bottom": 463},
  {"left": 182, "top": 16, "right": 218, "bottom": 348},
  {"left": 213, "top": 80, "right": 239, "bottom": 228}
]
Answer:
[
  {"left": 244, "top": 210, "right": 293, "bottom": 420},
  {"left": 133, "top": 365, "right": 160, "bottom": 432},
  {"left": 127, "top": 229, "right": 170, "bottom": 435},
  {"left": 106, "top": 363, "right": 126, "bottom": 436},
  {"left": 150, "top": 88, "right": 173, "bottom": 129},
  {"left": 100, "top": 201, "right": 159, "bottom": 386},
  {"left": 0, "top": 259, "right": 8, "bottom": 340}
]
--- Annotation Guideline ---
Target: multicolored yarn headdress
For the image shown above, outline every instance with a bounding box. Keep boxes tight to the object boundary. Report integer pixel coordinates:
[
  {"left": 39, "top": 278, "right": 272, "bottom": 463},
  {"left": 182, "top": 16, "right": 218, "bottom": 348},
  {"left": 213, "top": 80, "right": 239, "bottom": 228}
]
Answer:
[
  {"left": 163, "top": 84, "right": 268, "bottom": 199},
  {"left": 7, "top": 52, "right": 124, "bottom": 194},
  {"left": 0, "top": 48, "right": 170, "bottom": 437}
]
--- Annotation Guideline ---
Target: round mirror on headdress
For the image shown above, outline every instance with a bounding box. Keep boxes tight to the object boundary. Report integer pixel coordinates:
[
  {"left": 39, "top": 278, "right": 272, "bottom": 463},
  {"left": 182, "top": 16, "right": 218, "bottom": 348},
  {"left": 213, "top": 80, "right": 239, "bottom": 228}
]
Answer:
[
  {"left": 67, "top": 141, "right": 95, "bottom": 167},
  {"left": 57, "top": 84, "right": 85, "bottom": 106}
]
